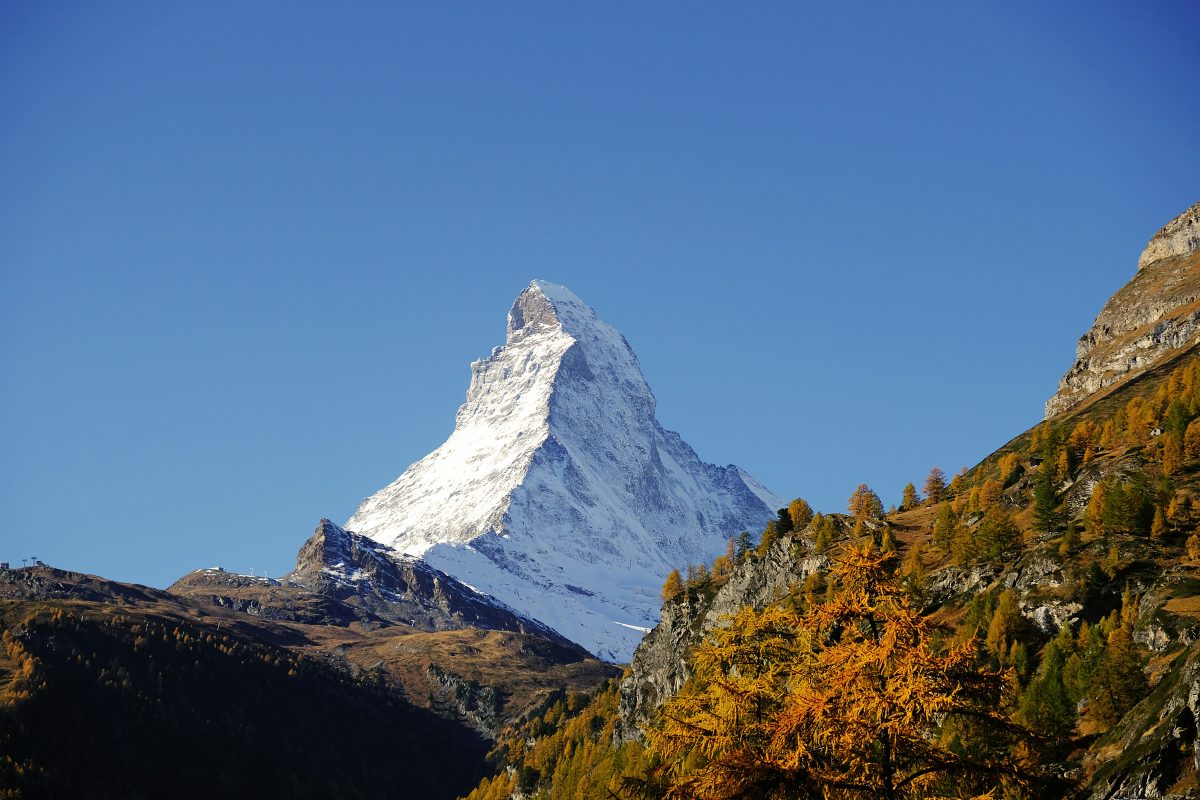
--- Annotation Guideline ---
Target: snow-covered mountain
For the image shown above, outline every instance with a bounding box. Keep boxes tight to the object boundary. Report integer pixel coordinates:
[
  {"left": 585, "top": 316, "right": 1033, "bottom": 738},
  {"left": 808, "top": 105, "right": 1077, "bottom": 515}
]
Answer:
[{"left": 347, "top": 280, "right": 783, "bottom": 661}]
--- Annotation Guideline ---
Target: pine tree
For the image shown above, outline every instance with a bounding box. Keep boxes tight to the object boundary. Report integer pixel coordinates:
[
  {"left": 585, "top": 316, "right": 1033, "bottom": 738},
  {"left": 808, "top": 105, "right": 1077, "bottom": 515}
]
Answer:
[
  {"left": 735, "top": 531, "right": 753, "bottom": 563},
  {"left": 1018, "top": 638, "right": 1076, "bottom": 740},
  {"left": 1033, "top": 471, "right": 1063, "bottom": 534},
  {"left": 900, "top": 482, "right": 920, "bottom": 510}
]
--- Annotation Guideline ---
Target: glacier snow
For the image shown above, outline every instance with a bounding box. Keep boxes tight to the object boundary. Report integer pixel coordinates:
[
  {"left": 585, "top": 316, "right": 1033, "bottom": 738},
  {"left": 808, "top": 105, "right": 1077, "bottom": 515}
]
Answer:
[{"left": 346, "top": 280, "right": 782, "bottom": 661}]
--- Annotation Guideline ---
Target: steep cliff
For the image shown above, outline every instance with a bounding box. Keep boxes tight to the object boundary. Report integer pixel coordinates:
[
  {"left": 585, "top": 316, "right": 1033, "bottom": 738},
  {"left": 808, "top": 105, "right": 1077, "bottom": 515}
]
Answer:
[
  {"left": 1046, "top": 201, "right": 1200, "bottom": 419},
  {"left": 615, "top": 525, "right": 828, "bottom": 742}
]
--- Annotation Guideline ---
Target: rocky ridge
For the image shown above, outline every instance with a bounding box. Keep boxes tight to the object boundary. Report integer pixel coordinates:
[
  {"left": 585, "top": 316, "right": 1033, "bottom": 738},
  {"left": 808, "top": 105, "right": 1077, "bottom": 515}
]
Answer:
[
  {"left": 1046, "top": 201, "right": 1200, "bottom": 419},
  {"left": 171, "top": 519, "right": 572, "bottom": 643}
]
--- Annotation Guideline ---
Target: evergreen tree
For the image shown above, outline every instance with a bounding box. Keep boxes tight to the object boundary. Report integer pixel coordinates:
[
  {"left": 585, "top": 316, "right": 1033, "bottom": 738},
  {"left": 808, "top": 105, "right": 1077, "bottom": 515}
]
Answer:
[
  {"left": 776, "top": 507, "right": 794, "bottom": 534},
  {"left": 734, "top": 531, "right": 753, "bottom": 563},
  {"left": 1033, "top": 472, "right": 1063, "bottom": 534},
  {"left": 1018, "top": 638, "right": 1076, "bottom": 740}
]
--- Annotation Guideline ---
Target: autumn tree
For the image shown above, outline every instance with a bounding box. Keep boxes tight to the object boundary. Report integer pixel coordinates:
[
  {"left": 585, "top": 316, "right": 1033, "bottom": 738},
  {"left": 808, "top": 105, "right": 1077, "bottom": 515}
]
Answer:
[
  {"left": 758, "top": 521, "right": 780, "bottom": 557},
  {"left": 848, "top": 483, "right": 884, "bottom": 521},
  {"left": 978, "top": 478, "right": 1003, "bottom": 509},
  {"left": 976, "top": 506, "right": 1020, "bottom": 562},
  {"left": 636, "top": 546, "right": 1049, "bottom": 800},
  {"left": 900, "top": 482, "right": 920, "bottom": 511},
  {"left": 998, "top": 453, "right": 1021, "bottom": 487},
  {"left": 931, "top": 504, "right": 959, "bottom": 552},
  {"left": 789, "top": 498, "right": 815, "bottom": 530},
  {"left": 924, "top": 467, "right": 948, "bottom": 503},
  {"left": 662, "top": 569, "right": 683, "bottom": 603}
]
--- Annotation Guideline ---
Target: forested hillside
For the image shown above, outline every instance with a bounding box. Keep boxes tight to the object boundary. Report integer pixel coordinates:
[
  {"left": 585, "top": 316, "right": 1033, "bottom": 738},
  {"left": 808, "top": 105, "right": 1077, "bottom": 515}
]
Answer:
[{"left": 463, "top": 350, "right": 1200, "bottom": 799}]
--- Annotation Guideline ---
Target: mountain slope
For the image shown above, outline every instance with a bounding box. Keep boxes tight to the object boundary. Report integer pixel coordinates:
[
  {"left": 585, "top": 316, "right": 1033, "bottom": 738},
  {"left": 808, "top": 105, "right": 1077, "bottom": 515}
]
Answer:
[
  {"left": 1047, "top": 201, "right": 1200, "bottom": 419},
  {"left": 347, "top": 280, "right": 782, "bottom": 661},
  {"left": 0, "top": 590, "right": 490, "bottom": 799},
  {"left": 461, "top": 199, "right": 1200, "bottom": 800}
]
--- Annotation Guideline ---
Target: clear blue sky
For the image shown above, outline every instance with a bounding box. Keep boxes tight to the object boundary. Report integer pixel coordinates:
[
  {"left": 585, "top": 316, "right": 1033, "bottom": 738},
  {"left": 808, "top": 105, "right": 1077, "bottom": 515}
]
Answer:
[{"left": 2, "top": 3, "right": 1197, "bottom": 587}]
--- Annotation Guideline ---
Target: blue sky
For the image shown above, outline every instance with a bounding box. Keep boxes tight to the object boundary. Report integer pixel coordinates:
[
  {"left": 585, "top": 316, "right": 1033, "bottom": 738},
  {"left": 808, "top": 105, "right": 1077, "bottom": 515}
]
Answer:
[{"left": 2, "top": 3, "right": 1197, "bottom": 587}]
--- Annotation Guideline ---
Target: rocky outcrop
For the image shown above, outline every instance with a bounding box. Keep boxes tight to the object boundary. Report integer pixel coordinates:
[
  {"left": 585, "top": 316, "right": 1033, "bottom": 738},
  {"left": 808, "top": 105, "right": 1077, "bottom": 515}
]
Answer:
[
  {"left": 1046, "top": 201, "right": 1200, "bottom": 419},
  {"left": 615, "top": 527, "right": 828, "bottom": 742},
  {"left": 172, "top": 519, "right": 576, "bottom": 645}
]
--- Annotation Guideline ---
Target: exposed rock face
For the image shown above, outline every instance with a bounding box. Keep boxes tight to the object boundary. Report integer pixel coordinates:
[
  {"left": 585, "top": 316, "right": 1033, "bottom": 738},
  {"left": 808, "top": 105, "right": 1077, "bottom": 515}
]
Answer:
[
  {"left": 172, "top": 519, "right": 573, "bottom": 644},
  {"left": 1082, "top": 640, "right": 1200, "bottom": 799},
  {"left": 346, "top": 280, "right": 783, "bottom": 661},
  {"left": 1046, "top": 201, "right": 1200, "bottom": 419},
  {"left": 615, "top": 528, "right": 827, "bottom": 742},
  {"left": 1139, "top": 201, "right": 1200, "bottom": 270}
]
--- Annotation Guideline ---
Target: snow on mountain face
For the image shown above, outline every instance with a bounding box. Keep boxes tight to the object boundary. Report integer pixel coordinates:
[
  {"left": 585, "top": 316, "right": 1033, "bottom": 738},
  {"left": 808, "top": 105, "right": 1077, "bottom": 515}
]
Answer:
[{"left": 346, "top": 280, "right": 783, "bottom": 661}]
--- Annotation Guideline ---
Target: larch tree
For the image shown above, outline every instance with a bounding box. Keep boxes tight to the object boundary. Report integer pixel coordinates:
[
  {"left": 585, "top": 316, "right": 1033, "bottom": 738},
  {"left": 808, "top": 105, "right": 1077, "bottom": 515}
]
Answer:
[
  {"left": 661, "top": 569, "right": 683, "bottom": 603},
  {"left": 924, "top": 467, "right": 948, "bottom": 504},
  {"left": 789, "top": 498, "right": 815, "bottom": 530},
  {"left": 900, "top": 483, "right": 920, "bottom": 511},
  {"left": 635, "top": 546, "right": 1052, "bottom": 800},
  {"left": 848, "top": 484, "right": 884, "bottom": 521}
]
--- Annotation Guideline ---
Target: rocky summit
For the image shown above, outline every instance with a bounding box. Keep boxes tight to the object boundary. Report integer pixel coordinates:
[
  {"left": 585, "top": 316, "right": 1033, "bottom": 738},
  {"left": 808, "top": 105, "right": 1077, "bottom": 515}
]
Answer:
[
  {"left": 1047, "top": 201, "right": 1200, "bottom": 419},
  {"left": 345, "top": 280, "right": 783, "bottom": 661}
]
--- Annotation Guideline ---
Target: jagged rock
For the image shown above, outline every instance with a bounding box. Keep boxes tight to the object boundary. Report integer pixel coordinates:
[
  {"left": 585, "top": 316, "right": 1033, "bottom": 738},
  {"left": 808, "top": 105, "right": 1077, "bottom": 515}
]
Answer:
[
  {"left": 615, "top": 530, "right": 826, "bottom": 742},
  {"left": 927, "top": 564, "right": 1000, "bottom": 604},
  {"left": 425, "top": 664, "right": 501, "bottom": 738},
  {"left": 172, "top": 519, "right": 574, "bottom": 644},
  {"left": 1047, "top": 200, "right": 1200, "bottom": 419},
  {"left": 1024, "top": 601, "right": 1082, "bottom": 635},
  {"left": 345, "top": 280, "right": 782, "bottom": 661}
]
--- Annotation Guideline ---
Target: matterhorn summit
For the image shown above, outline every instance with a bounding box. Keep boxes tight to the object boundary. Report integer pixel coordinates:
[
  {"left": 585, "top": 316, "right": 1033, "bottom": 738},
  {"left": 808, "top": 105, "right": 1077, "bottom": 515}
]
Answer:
[{"left": 347, "top": 280, "right": 782, "bottom": 660}]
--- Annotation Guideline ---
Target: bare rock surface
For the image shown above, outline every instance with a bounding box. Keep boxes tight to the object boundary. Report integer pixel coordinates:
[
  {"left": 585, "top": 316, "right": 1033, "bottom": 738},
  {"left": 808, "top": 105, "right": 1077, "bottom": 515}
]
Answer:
[{"left": 1047, "top": 201, "right": 1200, "bottom": 419}]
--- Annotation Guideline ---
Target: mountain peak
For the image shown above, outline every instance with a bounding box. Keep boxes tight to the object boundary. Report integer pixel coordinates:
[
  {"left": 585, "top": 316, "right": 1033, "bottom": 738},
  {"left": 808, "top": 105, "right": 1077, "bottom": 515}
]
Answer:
[
  {"left": 346, "top": 280, "right": 782, "bottom": 660},
  {"left": 1046, "top": 200, "right": 1200, "bottom": 419},
  {"left": 1137, "top": 200, "right": 1200, "bottom": 270}
]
